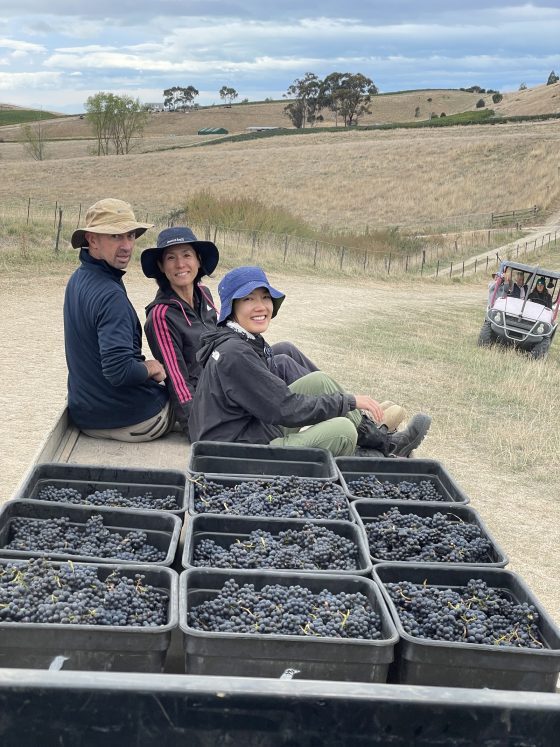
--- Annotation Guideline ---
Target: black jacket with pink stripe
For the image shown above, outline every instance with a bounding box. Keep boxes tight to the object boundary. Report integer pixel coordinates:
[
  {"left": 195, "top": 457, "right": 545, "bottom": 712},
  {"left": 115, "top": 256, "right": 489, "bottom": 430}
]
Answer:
[{"left": 144, "top": 284, "right": 217, "bottom": 437}]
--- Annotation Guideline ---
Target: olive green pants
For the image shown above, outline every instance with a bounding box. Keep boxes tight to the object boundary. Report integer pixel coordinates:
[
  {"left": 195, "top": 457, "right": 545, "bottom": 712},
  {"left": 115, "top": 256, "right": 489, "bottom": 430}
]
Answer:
[{"left": 268, "top": 371, "right": 361, "bottom": 456}]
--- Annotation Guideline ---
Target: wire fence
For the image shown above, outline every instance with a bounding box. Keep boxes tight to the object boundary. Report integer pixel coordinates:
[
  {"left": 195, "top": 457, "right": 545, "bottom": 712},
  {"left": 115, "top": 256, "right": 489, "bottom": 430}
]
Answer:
[{"left": 0, "top": 196, "right": 547, "bottom": 278}]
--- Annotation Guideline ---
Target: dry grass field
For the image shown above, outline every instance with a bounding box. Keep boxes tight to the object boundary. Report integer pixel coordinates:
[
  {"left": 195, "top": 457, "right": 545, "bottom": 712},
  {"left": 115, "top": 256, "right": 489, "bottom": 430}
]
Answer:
[{"left": 1, "top": 119, "right": 560, "bottom": 232}]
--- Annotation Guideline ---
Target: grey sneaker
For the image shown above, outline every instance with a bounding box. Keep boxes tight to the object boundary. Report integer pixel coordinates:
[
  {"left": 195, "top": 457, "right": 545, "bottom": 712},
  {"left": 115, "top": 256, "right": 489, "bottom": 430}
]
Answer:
[{"left": 388, "top": 414, "right": 432, "bottom": 458}]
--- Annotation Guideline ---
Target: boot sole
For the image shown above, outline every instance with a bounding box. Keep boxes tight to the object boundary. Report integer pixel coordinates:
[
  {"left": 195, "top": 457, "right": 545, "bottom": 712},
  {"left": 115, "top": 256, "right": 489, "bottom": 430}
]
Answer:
[{"left": 392, "top": 414, "right": 432, "bottom": 458}]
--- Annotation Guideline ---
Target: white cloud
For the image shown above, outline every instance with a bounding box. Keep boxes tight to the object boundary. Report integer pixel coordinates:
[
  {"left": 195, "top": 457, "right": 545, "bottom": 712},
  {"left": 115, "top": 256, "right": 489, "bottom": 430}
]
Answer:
[
  {"left": 0, "top": 71, "right": 62, "bottom": 89},
  {"left": 0, "top": 37, "right": 45, "bottom": 53}
]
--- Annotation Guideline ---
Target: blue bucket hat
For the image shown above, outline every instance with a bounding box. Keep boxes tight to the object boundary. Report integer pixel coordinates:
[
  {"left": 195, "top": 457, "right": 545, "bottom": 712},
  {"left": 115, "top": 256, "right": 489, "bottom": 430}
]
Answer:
[
  {"left": 217, "top": 266, "right": 285, "bottom": 324},
  {"left": 141, "top": 226, "right": 219, "bottom": 281}
]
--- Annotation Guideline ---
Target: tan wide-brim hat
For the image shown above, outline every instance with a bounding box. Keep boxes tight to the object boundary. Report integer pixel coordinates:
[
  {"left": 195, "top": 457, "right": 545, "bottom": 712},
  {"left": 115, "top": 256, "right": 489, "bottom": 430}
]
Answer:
[{"left": 71, "top": 198, "right": 154, "bottom": 249}]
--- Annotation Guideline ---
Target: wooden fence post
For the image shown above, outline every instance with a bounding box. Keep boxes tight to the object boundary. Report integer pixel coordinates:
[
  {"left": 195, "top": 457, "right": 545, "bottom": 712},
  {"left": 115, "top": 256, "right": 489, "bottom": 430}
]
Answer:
[
  {"left": 26, "top": 197, "right": 31, "bottom": 225},
  {"left": 462, "top": 261, "right": 465, "bottom": 277},
  {"left": 54, "top": 201, "right": 58, "bottom": 229},
  {"left": 76, "top": 204, "right": 82, "bottom": 228},
  {"left": 363, "top": 249, "right": 368, "bottom": 270},
  {"left": 436, "top": 260, "right": 439, "bottom": 277},
  {"left": 313, "top": 241, "right": 318, "bottom": 267},
  {"left": 405, "top": 255, "right": 409, "bottom": 272},
  {"left": 486, "top": 256, "right": 489, "bottom": 271},
  {"left": 474, "top": 258, "right": 477, "bottom": 274},
  {"left": 339, "top": 246, "right": 346, "bottom": 270},
  {"left": 54, "top": 208, "right": 63, "bottom": 253},
  {"left": 449, "top": 262, "right": 453, "bottom": 278},
  {"left": 283, "top": 235, "right": 289, "bottom": 263}
]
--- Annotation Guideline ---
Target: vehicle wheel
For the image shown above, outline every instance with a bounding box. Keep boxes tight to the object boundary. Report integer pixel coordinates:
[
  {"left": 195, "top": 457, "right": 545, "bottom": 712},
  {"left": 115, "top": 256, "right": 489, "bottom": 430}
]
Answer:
[
  {"left": 530, "top": 338, "right": 550, "bottom": 360},
  {"left": 477, "top": 320, "right": 496, "bottom": 347}
]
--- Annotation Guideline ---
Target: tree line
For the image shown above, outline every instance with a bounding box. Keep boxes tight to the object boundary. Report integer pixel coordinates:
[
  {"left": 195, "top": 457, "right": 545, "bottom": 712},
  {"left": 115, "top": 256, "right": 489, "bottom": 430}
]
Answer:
[
  {"left": 283, "top": 72, "right": 378, "bottom": 128},
  {"left": 19, "top": 68, "right": 559, "bottom": 160}
]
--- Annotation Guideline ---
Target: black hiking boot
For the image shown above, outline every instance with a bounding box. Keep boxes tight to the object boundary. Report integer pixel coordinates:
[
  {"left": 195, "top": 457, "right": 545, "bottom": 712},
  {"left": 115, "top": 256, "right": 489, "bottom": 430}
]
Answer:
[
  {"left": 388, "top": 414, "right": 432, "bottom": 458},
  {"left": 356, "top": 416, "right": 391, "bottom": 456}
]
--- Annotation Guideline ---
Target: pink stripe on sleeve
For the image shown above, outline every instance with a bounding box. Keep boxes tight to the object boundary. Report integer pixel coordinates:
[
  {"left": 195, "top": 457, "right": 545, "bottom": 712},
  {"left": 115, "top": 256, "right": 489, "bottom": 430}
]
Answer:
[{"left": 152, "top": 305, "right": 192, "bottom": 403}]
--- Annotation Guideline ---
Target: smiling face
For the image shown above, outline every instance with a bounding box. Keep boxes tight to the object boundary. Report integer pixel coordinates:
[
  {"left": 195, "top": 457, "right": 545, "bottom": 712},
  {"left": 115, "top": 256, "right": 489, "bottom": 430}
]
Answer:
[
  {"left": 158, "top": 244, "right": 201, "bottom": 293},
  {"left": 86, "top": 231, "right": 136, "bottom": 270},
  {"left": 232, "top": 286, "right": 273, "bottom": 335}
]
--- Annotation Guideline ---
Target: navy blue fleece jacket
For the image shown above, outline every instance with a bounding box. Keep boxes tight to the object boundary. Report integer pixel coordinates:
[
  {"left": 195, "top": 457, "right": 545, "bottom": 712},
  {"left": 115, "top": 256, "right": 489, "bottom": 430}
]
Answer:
[{"left": 63, "top": 249, "right": 168, "bottom": 429}]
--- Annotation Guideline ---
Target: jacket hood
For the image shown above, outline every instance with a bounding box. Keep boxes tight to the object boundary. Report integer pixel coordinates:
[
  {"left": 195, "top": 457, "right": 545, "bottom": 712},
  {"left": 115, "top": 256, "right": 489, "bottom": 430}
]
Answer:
[{"left": 196, "top": 327, "right": 234, "bottom": 367}]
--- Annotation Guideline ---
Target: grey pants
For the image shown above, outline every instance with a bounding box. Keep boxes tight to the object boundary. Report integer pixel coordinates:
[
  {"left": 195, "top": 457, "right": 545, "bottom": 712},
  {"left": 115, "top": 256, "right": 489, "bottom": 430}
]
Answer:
[{"left": 81, "top": 400, "right": 174, "bottom": 443}]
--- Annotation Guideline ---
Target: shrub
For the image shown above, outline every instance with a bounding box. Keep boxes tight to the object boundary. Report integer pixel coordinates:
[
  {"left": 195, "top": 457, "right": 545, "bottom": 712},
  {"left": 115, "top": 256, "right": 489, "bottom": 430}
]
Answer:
[
  {"left": 440, "top": 112, "right": 446, "bottom": 117},
  {"left": 476, "top": 98, "right": 486, "bottom": 108},
  {"left": 492, "top": 93, "right": 503, "bottom": 103}
]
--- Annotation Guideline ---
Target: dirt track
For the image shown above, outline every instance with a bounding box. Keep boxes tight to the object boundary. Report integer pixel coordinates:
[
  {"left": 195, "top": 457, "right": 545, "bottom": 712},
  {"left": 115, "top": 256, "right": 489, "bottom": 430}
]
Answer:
[{"left": 1, "top": 269, "right": 559, "bottom": 628}]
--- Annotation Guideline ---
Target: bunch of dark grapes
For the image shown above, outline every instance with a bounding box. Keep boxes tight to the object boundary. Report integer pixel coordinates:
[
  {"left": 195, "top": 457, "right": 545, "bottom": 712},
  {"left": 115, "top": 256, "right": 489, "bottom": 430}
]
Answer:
[
  {"left": 188, "top": 579, "right": 382, "bottom": 639},
  {"left": 346, "top": 476, "right": 443, "bottom": 501},
  {"left": 363, "top": 507, "right": 492, "bottom": 562},
  {"left": 386, "top": 578, "right": 544, "bottom": 648},
  {"left": 7, "top": 514, "right": 165, "bottom": 562},
  {"left": 193, "top": 476, "right": 350, "bottom": 520},
  {"left": 37, "top": 485, "right": 179, "bottom": 511},
  {"left": 193, "top": 523, "right": 358, "bottom": 571},
  {"left": 0, "top": 558, "right": 167, "bottom": 626}
]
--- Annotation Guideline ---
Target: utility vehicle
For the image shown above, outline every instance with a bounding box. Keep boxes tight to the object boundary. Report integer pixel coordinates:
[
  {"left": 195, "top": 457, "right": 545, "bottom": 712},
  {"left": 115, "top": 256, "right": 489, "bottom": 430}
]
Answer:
[{"left": 478, "top": 261, "right": 560, "bottom": 359}]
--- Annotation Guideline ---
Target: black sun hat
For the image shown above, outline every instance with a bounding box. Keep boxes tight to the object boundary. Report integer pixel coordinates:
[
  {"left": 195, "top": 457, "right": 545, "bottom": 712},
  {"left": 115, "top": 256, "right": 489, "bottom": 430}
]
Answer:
[{"left": 141, "top": 226, "right": 219, "bottom": 280}]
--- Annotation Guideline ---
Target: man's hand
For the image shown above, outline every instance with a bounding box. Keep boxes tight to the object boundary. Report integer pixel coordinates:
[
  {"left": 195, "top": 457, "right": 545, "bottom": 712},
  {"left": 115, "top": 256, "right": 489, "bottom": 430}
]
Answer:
[
  {"left": 144, "top": 359, "right": 166, "bottom": 383},
  {"left": 354, "top": 395, "right": 384, "bottom": 424}
]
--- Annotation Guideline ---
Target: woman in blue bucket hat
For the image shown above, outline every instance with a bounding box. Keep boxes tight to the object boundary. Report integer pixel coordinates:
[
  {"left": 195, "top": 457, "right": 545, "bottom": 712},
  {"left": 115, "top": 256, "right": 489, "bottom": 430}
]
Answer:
[
  {"left": 142, "top": 228, "right": 322, "bottom": 438},
  {"left": 188, "top": 266, "right": 431, "bottom": 457}
]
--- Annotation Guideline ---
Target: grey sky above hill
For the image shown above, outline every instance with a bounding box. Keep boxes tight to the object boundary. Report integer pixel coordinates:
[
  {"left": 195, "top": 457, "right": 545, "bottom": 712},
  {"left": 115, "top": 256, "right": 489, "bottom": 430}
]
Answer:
[{"left": 1, "top": 2, "right": 559, "bottom": 113}]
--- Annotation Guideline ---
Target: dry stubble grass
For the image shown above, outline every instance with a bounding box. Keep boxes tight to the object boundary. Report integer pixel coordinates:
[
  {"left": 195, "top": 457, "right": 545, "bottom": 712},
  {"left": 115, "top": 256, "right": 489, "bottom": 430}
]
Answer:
[{"left": 1, "top": 120, "right": 560, "bottom": 232}]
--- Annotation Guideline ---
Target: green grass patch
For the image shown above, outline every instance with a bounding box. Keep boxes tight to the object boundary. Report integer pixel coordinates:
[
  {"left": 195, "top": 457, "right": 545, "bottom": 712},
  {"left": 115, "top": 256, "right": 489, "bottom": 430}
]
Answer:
[{"left": 0, "top": 110, "right": 63, "bottom": 127}]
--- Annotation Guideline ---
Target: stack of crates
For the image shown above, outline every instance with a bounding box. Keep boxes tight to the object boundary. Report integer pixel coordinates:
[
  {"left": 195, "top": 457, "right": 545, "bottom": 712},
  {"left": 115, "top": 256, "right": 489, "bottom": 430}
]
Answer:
[{"left": 0, "top": 464, "right": 186, "bottom": 672}]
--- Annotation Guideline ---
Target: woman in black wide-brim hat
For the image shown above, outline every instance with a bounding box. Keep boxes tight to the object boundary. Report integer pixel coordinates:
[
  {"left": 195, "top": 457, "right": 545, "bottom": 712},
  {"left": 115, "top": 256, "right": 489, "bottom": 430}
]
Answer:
[{"left": 142, "top": 227, "right": 321, "bottom": 439}]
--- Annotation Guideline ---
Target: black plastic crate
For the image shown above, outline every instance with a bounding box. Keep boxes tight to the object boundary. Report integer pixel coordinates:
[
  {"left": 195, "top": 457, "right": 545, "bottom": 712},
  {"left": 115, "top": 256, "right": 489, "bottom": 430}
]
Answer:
[
  {"left": 14, "top": 462, "right": 188, "bottom": 514},
  {"left": 188, "top": 441, "right": 338, "bottom": 480},
  {"left": 0, "top": 500, "right": 182, "bottom": 566},
  {"left": 179, "top": 568, "right": 398, "bottom": 682},
  {"left": 0, "top": 559, "right": 178, "bottom": 672},
  {"left": 187, "top": 474, "right": 352, "bottom": 522},
  {"left": 182, "top": 514, "right": 372, "bottom": 575},
  {"left": 336, "top": 457, "right": 470, "bottom": 504},
  {"left": 373, "top": 562, "right": 560, "bottom": 692},
  {"left": 350, "top": 501, "right": 508, "bottom": 567}
]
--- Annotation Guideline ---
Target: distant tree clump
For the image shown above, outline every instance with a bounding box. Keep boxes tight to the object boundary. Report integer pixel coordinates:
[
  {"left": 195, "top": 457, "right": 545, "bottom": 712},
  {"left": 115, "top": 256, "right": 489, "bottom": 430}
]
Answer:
[
  {"left": 519, "top": 82, "right": 527, "bottom": 91},
  {"left": 476, "top": 98, "right": 486, "bottom": 108},
  {"left": 414, "top": 106, "right": 421, "bottom": 118},
  {"left": 283, "top": 72, "right": 322, "bottom": 128},
  {"left": 219, "top": 86, "right": 238, "bottom": 106},
  {"left": 547, "top": 70, "right": 559, "bottom": 85},
  {"left": 85, "top": 92, "right": 148, "bottom": 155},
  {"left": 163, "top": 85, "right": 199, "bottom": 111},
  {"left": 283, "top": 71, "right": 378, "bottom": 128},
  {"left": 492, "top": 92, "right": 503, "bottom": 103},
  {"left": 440, "top": 112, "right": 446, "bottom": 117}
]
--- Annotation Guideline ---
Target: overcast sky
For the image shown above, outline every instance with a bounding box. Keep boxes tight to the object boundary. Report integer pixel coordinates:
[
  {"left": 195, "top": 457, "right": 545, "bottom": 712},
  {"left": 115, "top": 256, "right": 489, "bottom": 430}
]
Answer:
[{"left": 1, "top": 2, "right": 560, "bottom": 113}]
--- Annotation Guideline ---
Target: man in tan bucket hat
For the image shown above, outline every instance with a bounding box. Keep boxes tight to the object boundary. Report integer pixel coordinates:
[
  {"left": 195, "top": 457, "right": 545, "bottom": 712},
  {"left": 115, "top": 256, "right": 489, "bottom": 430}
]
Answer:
[{"left": 63, "top": 198, "right": 173, "bottom": 441}]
